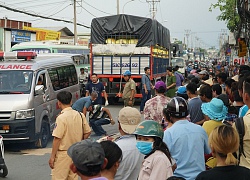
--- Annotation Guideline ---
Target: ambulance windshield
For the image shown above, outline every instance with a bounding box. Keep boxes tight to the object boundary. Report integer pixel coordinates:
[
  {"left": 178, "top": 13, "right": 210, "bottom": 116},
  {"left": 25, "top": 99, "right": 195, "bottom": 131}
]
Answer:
[{"left": 0, "top": 70, "right": 33, "bottom": 94}]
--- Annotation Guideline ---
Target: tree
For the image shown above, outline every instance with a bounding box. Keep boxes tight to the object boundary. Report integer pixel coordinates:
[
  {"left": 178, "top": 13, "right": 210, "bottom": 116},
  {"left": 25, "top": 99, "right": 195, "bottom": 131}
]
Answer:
[{"left": 209, "top": 0, "right": 240, "bottom": 32}]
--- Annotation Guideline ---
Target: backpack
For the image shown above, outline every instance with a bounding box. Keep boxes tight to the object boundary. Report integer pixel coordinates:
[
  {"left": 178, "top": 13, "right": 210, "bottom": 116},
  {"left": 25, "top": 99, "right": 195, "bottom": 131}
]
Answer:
[{"left": 234, "top": 117, "right": 246, "bottom": 164}]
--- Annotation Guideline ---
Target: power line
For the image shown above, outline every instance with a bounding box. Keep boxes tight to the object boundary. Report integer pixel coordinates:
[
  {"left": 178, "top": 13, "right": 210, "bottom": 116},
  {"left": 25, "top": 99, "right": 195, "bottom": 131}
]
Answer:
[
  {"left": 82, "top": 0, "right": 112, "bottom": 15},
  {"left": 77, "top": 1, "right": 97, "bottom": 17},
  {"left": 3, "top": 0, "right": 66, "bottom": 8},
  {"left": 43, "top": 1, "right": 69, "bottom": 14},
  {"left": 3, "top": 0, "right": 49, "bottom": 5},
  {"left": 0, "top": 2, "right": 90, "bottom": 28},
  {"left": 15, "top": 1, "right": 67, "bottom": 9},
  {"left": 138, "top": 0, "right": 147, "bottom": 3},
  {"left": 48, "top": 3, "right": 72, "bottom": 18}
]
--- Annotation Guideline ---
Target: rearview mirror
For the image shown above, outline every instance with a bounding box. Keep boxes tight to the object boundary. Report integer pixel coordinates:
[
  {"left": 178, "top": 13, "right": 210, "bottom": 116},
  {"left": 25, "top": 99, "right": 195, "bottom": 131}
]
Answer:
[{"left": 35, "top": 85, "right": 44, "bottom": 95}]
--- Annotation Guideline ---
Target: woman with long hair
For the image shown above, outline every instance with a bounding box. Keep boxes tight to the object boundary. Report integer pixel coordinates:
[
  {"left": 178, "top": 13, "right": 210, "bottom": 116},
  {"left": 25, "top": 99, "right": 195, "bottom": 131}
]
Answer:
[
  {"left": 134, "top": 120, "right": 173, "bottom": 180},
  {"left": 196, "top": 125, "right": 250, "bottom": 180}
]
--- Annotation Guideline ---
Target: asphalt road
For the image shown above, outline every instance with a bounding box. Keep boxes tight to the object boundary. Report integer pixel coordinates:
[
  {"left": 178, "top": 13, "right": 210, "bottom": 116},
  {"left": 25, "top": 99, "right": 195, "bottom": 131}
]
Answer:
[{"left": 3, "top": 105, "right": 141, "bottom": 180}]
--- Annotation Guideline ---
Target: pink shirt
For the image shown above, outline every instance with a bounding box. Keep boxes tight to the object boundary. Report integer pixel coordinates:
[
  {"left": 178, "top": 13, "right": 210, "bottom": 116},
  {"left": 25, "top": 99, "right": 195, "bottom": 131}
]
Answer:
[
  {"left": 138, "top": 150, "right": 173, "bottom": 180},
  {"left": 144, "top": 95, "right": 170, "bottom": 123}
]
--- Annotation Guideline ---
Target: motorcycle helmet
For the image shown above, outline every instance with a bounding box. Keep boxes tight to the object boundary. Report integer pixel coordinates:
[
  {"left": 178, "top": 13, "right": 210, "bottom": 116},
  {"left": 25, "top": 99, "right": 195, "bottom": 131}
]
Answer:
[
  {"left": 133, "top": 120, "right": 164, "bottom": 139},
  {"left": 163, "top": 97, "right": 188, "bottom": 119}
]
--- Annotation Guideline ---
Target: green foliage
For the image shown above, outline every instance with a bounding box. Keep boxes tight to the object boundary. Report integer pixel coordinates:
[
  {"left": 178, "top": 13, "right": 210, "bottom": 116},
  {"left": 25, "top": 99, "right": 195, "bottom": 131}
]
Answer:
[{"left": 209, "top": 0, "right": 240, "bottom": 32}]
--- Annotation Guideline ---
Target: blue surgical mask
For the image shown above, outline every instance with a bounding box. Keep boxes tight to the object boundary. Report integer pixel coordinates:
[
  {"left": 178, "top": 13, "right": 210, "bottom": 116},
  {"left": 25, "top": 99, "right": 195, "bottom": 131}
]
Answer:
[{"left": 136, "top": 141, "right": 154, "bottom": 155}]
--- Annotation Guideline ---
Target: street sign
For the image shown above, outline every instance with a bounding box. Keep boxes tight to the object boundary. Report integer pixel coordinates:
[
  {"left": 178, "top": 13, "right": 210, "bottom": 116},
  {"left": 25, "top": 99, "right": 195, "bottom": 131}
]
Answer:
[{"left": 238, "top": 38, "right": 247, "bottom": 57}]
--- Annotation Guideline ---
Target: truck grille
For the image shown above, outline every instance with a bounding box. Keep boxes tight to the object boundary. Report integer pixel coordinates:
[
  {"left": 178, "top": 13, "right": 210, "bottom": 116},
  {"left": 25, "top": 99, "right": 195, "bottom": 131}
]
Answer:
[{"left": 0, "top": 111, "right": 12, "bottom": 121}]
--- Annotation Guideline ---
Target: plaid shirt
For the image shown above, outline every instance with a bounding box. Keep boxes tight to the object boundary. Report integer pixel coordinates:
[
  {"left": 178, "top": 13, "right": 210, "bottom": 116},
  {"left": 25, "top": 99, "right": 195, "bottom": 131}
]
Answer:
[{"left": 144, "top": 95, "right": 170, "bottom": 123}]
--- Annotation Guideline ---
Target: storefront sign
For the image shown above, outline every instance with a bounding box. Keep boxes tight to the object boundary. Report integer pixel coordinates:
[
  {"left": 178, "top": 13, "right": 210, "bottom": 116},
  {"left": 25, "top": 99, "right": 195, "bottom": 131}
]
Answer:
[
  {"left": 23, "top": 26, "right": 61, "bottom": 41},
  {"left": 11, "top": 30, "right": 31, "bottom": 42},
  {"left": 233, "top": 56, "right": 246, "bottom": 65}
]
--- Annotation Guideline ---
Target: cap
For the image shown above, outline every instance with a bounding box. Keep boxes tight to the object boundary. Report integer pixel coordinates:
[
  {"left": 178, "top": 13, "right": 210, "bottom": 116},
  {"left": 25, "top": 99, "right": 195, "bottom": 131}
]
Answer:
[
  {"left": 204, "top": 78, "right": 213, "bottom": 86},
  {"left": 154, "top": 81, "right": 166, "bottom": 90},
  {"left": 67, "top": 139, "right": 105, "bottom": 171},
  {"left": 232, "top": 75, "right": 239, "bottom": 82},
  {"left": 176, "top": 86, "right": 187, "bottom": 94},
  {"left": 123, "top": 70, "right": 131, "bottom": 76},
  {"left": 118, "top": 107, "right": 141, "bottom": 134},
  {"left": 198, "top": 70, "right": 208, "bottom": 75}
]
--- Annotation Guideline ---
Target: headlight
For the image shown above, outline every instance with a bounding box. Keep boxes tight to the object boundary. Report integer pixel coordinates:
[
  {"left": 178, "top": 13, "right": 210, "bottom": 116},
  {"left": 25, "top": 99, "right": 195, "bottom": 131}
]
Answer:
[{"left": 16, "top": 109, "right": 35, "bottom": 119}]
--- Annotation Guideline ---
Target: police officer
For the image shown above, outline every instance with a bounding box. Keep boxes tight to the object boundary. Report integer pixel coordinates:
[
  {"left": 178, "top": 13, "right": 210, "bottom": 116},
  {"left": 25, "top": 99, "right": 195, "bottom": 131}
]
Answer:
[
  {"left": 48, "top": 91, "right": 91, "bottom": 180},
  {"left": 122, "top": 70, "right": 136, "bottom": 107}
]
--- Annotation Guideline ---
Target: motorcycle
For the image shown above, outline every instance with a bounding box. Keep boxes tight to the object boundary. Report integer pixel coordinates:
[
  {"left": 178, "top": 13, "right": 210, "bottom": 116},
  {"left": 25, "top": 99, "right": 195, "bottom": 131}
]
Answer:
[
  {"left": 0, "top": 135, "right": 8, "bottom": 177},
  {"left": 79, "top": 79, "right": 87, "bottom": 97}
]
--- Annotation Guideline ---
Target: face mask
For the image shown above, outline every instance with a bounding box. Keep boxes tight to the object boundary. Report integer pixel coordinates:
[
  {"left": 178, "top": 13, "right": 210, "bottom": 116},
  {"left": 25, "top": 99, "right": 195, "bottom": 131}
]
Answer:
[{"left": 136, "top": 141, "right": 154, "bottom": 155}]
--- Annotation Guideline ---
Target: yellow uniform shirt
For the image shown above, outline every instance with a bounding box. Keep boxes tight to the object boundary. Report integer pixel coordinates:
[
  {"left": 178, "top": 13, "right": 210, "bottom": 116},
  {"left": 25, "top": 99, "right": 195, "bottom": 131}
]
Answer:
[
  {"left": 123, "top": 78, "right": 136, "bottom": 99},
  {"left": 52, "top": 107, "right": 91, "bottom": 151}
]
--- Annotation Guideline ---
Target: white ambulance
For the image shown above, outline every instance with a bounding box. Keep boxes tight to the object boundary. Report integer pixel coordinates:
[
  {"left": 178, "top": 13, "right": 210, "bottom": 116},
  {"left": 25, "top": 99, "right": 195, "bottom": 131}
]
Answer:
[{"left": 0, "top": 52, "right": 80, "bottom": 148}]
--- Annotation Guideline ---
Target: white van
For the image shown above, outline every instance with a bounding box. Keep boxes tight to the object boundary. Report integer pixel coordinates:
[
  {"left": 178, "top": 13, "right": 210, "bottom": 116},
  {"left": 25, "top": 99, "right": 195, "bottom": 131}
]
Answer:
[{"left": 0, "top": 52, "right": 80, "bottom": 148}]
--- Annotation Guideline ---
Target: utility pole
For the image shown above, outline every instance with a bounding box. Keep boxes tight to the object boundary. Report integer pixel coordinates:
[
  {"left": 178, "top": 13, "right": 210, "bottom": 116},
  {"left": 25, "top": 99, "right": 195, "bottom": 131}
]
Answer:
[
  {"left": 117, "top": 0, "right": 120, "bottom": 14},
  {"left": 73, "top": 0, "right": 77, "bottom": 45},
  {"left": 146, "top": 0, "right": 160, "bottom": 19},
  {"left": 191, "top": 32, "right": 196, "bottom": 51},
  {"left": 152, "top": 1, "right": 155, "bottom": 19},
  {"left": 184, "top": 29, "right": 191, "bottom": 50}
]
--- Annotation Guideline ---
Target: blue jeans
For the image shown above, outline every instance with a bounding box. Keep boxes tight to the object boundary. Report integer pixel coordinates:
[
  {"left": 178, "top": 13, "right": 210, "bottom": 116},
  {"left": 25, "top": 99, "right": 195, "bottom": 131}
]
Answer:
[
  {"left": 89, "top": 118, "right": 110, "bottom": 136},
  {"left": 140, "top": 89, "right": 151, "bottom": 111}
]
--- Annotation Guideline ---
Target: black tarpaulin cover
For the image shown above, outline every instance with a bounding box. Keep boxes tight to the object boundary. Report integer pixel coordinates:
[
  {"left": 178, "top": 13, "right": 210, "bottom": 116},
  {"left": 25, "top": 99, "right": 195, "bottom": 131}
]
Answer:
[{"left": 91, "top": 14, "right": 171, "bottom": 48}]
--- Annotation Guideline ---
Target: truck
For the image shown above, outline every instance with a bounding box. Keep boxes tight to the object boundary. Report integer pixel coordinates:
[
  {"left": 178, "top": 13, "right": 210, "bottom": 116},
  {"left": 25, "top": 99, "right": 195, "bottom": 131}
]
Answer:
[{"left": 90, "top": 14, "right": 171, "bottom": 103}]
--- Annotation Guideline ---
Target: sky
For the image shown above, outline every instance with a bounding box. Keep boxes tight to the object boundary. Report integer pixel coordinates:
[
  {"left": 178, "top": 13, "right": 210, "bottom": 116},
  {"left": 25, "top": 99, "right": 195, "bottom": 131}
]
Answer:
[{"left": 0, "top": 0, "right": 227, "bottom": 48}]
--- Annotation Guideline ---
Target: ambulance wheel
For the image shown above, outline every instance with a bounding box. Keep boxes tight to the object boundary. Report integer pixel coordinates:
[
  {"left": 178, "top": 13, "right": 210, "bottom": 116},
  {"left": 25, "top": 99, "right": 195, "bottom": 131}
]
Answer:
[
  {"left": 0, "top": 165, "right": 8, "bottom": 177},
  {"left": 36, "top": 121, "right": 50, "bottom": 148}
]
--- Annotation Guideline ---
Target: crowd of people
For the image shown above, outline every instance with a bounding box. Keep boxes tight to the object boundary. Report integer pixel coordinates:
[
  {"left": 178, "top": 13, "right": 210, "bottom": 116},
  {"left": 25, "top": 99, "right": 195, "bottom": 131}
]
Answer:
[{"left": 48, "top": 63, "right": 250, "bottom": 180}]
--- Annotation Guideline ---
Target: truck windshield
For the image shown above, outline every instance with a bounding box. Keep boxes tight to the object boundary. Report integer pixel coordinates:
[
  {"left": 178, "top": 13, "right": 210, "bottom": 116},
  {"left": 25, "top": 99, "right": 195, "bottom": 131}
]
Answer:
[
  {"left": 0, "top": 70, "right": 33, "bottom": 94},
  {"left": 171, "top": 58, "right": 185, "bottom": 67}
]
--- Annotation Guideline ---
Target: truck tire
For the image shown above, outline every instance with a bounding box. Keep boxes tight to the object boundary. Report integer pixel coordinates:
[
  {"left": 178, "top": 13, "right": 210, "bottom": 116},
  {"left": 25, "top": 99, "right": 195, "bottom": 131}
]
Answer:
[{"left": 35, "top": 121, "right": 50, "bottom": 148}]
